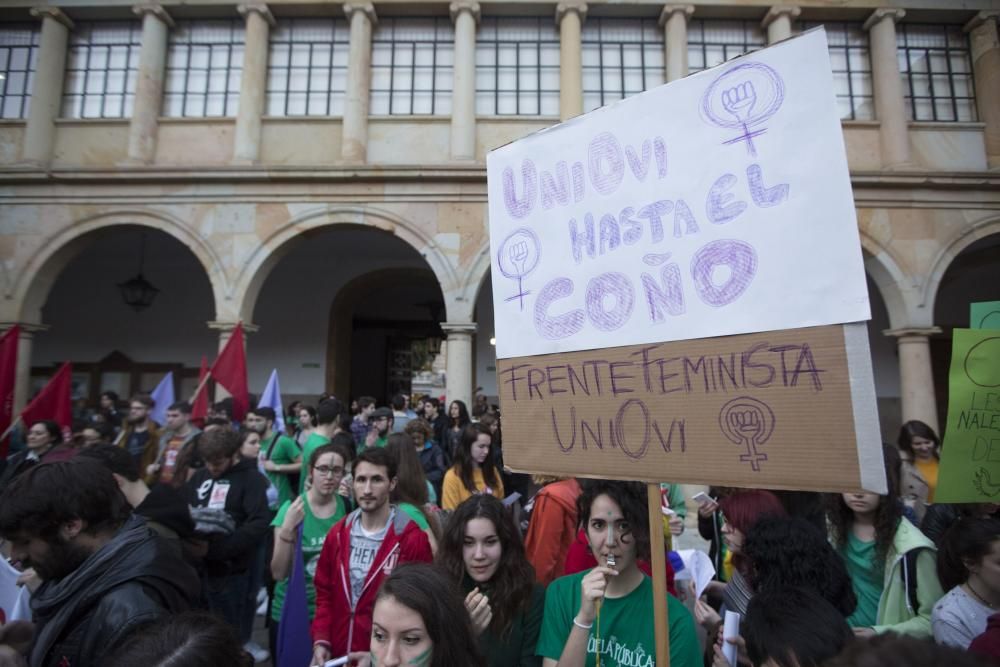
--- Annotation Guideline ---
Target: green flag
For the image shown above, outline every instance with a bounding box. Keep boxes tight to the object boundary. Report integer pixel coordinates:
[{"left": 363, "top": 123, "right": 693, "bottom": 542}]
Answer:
[{"left": 935, "top": 328, "right": 1000, "bottom": 503}]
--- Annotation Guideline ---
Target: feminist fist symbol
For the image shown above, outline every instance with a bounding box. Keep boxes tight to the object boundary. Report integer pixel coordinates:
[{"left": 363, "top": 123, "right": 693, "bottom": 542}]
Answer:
[
  {"left": 700, "top": 62, "right": 784, "bottom": 157},
  {"left": 496, "top": 228, "right": 541, "bottom": 312},
  {"left": 719, "top": 397, "right": 775, "bottom": 472}
]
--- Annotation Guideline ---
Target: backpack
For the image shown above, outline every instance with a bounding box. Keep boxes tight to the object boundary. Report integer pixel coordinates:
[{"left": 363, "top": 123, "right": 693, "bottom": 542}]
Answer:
[{"left": 900, "top": 546, "right": 932, "bottom": 614}]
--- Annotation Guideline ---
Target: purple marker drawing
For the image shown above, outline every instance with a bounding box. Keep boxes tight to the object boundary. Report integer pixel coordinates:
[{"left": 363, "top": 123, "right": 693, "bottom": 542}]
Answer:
[
  {"left": 700, "top": 62, "right": 785, "bottom": 157},
  {"left": 497, "top": 227, "right": 541, "bottom": 311},
  {"left": 718, "top": 396, "right": 774, "bottom": 471}
]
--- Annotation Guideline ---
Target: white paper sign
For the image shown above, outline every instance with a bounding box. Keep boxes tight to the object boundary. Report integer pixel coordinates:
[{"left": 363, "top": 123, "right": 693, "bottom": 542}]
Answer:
[{"left": 487, "top": 29, "right": 870, "bottom": 360}]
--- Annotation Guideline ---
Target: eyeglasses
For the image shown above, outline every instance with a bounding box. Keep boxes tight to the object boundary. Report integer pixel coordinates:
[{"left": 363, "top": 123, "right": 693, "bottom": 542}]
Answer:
[{"left": 313, "top": 465, "right": 344, "bottom": 477}]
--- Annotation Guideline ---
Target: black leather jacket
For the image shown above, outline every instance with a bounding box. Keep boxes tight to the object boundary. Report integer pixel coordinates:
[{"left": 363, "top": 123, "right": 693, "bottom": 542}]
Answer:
[{"left": 29, "top": 514, "right": 200, "bottom": 667}]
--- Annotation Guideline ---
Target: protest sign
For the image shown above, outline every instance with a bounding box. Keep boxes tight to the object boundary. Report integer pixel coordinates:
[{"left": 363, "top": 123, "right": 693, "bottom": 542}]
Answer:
[
  {"left": 487, "top": 29, "right": 884, "bottom": 494},
  {"left": 487, "top": 29, "right": 870, "bottom": 361},
  {"left": 971, "top": 301, "right": 1000, "bottom": 330},
  {"left": 935, "top": 312, "right": 1000, "bottom": 503}
]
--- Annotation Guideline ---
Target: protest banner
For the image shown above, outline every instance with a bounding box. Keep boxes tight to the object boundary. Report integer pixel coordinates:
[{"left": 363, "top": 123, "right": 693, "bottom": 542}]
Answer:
[
  {"left": 487, "top": 28, "right": 884, "bottom": 495},
  {"left": 935, "top": 307, "right": 1000, "bottom": 503},
  {"left": 488, "top": 28, "right": 884, "bottom": 665}
]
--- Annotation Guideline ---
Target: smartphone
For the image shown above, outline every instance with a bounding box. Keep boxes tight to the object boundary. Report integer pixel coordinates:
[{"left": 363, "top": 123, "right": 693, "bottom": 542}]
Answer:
[{"left": 692, "top": 491, "right": 716, "bottom": 506}]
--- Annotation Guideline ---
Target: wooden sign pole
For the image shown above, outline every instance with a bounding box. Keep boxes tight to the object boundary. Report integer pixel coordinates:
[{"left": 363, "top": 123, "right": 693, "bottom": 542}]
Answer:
[{"left": 647, "top": 483, "right": 670, "bottom": 666}]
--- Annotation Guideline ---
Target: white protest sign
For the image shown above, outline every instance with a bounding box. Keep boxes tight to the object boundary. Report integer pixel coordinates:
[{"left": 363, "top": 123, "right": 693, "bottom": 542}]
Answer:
[{"left": 487, "top": 29, "right": 870, "bottom": 360}]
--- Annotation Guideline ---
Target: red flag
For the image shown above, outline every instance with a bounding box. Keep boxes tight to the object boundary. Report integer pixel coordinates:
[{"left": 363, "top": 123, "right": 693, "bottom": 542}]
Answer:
[
  {"left": 0, "top": 325, "right": 19, "bottom": 457},
  {"left": 191, "top": 356, "right": 209, "bottom": 427},
  {"left": 21, "top": 362, "right": 72, "bottom": 441},
  {"left": 210, "top": 323, "right": 249, "bottom": 422}
]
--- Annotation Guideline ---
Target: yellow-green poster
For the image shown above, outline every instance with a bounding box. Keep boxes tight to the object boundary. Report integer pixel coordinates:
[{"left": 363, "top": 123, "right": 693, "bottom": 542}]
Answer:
[{"left": 936, "top": 328, "right": 1000, "bottom": 503}]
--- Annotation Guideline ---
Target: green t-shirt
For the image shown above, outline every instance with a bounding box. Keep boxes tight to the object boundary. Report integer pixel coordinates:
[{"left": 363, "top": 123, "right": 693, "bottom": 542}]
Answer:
[
  {"left": 397, "top": 502, "right": 430, "bottom": 530},
  {"left": 263, "top": 432, "right": 300, "bottom": 508},
  {"left": 299, "top": 432, "right": 331, "bottom": 494},
  {"left": 844, "top": 532, "right": 883, "bottom": 627},
  {"left": 270, "top": 495, "right": 346, "bottom": 622},
  {"left": 537, "top": 570, "right": 701, "bottom": 667}
]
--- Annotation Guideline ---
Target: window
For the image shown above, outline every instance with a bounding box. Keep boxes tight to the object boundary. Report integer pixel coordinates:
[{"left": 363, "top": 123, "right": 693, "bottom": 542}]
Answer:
[
  {"left": 476, "top": 17, "right": 559, "bottom": 116},
  {"left": 370, "top": 17, "right": 453, "bottom": 115},
  {"left": 582, "top": 18, "right": 664, "bottom": 112},
  {"left": 62, "top": 21, "right": 141, "bottom": 119},
  {"left": 801, "top": 22, "right": 873, "bottom": 120},
  {"left": 163, "top": 20, "right": 244, "bottom": 117},
  {"left": 687, "top": 19, "right": 765, "bottom": 73},
  {"left": 266, "top": 18, "right": 349, "bottom": 116},
  {"left": 897, "top": 24, "right": 976, "bottom": 122},
  {"left": 0, "top": 24, "right": 39, "bottom": 119}
]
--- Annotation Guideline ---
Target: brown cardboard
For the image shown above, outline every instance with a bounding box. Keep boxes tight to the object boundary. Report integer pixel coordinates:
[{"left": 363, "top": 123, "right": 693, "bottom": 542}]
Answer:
[{"left": 498, "top": 324, "right": 874, "bottom": 493}]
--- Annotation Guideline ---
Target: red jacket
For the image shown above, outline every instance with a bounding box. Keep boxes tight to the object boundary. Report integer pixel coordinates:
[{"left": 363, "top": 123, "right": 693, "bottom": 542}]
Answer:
[
  {"left": 524, "top": 478, "right": 581, "bottom": 585},
  {"left": 311, "top": 506, "right": 433, "bottom": 656}
]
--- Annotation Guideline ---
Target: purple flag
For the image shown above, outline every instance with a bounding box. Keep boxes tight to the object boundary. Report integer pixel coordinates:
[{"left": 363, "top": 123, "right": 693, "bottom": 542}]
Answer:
[{"left": 277, "top": 524, "right": 313, "bottom": 667}]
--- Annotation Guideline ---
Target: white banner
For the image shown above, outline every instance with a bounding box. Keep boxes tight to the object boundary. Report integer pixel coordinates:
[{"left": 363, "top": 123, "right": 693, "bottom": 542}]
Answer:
[{"left": 487, "top": 28, "right": 870, "bottom": 360}]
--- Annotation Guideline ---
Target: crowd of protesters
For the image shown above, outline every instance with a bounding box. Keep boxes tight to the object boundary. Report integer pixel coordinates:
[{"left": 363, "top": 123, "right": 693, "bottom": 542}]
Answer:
[{"left": 0, "top": 385, "right": 996, "bottom": 667}]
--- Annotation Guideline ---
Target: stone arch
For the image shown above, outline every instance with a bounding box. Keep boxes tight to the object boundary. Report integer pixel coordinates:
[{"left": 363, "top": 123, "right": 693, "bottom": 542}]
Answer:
[
  {"left": 858, "top": 231, "right": 909, "bottom": 330},
  {"left": 923, "top": 216, "right": 1000, "bottom": 319},
  {"left": 326, "top": 267, "right": 443, "bottom": 399},
  {"left": 235, "top": 205, "right": 460, "bottom": 323},
  {"left": 10, "top": 209, "right": 228, "bottom": 324},
  {"left": 455, "top": 240, "right": 492, "bottom": 322}
]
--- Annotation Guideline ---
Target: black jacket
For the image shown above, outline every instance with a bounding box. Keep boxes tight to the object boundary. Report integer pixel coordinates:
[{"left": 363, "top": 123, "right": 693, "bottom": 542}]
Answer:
[
  {"left": 184, "top": 457, "right": 272, "bottom": 577},
  {"left": 29, "top": 514, "right": 200, "bottom": 667}
]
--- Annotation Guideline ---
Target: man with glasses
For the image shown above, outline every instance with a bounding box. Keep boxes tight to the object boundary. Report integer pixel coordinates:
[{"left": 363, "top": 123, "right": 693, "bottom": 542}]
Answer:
[{"left": 114, "top": 394, "right": 161, "bottom": 473}]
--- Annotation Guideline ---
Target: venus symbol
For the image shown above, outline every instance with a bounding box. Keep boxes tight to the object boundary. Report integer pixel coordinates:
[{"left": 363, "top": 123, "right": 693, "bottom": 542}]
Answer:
[
  {"left": 719, "top": 396, "right": 775, "bottom": 472},
  {"left": 496, "top": 228, "right": 541, "bottom": 312}
]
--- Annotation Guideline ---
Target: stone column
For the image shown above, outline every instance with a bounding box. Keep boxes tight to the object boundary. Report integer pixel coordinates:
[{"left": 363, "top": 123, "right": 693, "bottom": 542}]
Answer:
[
  {"left": 233, "top": 4, "right": 274, "bottom": 164},
  {"left": 864, "top": 8, "right": 911, "bottom": 169},
  {"left": 127, "top": 5, "right": 173, "bottom": 164},
  {"left": 442, "top": 322, "right": 476, "bottom": 412},
  {"left": 659, "top": 5, "right": 693, "bottom": 83},
  {"left": 341, "top": 2, "right": 377, "bottom": 163},
  {"left": 965, "top": 11, "right": 1000, "bottom": 169},
  {"left": 23, "top": 7, "right": 73, "bottom": 166},
  {"left": 0, "top": 324, "right": 49, "bottom": 417},
  {"left": 761, "top": 5, "right": 799, "bottom": 44},
  {"left": 556, "top": 2, "right": 587, "bottom": 121},
  {"left": 884, "top": 327, "right": 941, "bottom": 434},
  {"left": 449, "top": 0, "right": 480, "bottom": 161}
]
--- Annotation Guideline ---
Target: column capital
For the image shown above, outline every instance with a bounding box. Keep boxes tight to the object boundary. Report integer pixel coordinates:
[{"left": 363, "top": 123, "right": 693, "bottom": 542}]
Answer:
[
  {"left": 882, "top": 326, "right": 941, "bottom": 340},
  {"left": 29, "top": 7, "right": 74, "bottom": 30},
  {"left": 237, "top": 4, "right": 275, "bottom": 27},
  {"left": 207, "top": 320, "right": 260, "bottom": 334},
  {"left": 965, "top": 10, "right": 1000, "bottom": 33},
  {"left": 441, "top": 322, "right": 477, "bottom": 336},
  {"left": 658, "top": 4, "right": 694, "bottom": 28},
  {"left": 450, "top": 0, "right": 481, "bottom": 25},
  {"left": 132, "top": 4, "right": 175, "bottom": 28},
  {"left": 761, "top": 5, "right": 800, "bottom": 30},
  {"left": 0, "top": 322, "right": 49, "bottom": 336},
  {"left": 863, "top": 8, "right": 905, "bottom": 32},
  {"left": 343, "top": 2, "right": 377, "bottom": 26},
  {"left": 555, "top": 2, "right": 588, "bottom": 25}
]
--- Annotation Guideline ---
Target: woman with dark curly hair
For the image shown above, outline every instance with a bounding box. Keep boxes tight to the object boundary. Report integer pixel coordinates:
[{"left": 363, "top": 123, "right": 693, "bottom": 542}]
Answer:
[
  {"left": 437, "top": 494, "right": 544, "bottom": 666},
  {"left": 369, "top": 562, "right": 486, "bottom": 667},
  {"left": 932, "top": 516, "right": 1000, "bottom": 648},
  {"left": 743, "top": 515, "right": 857, "bottom": 617},
  {"left": 828, "top": 445, "right": 945, "bottom": 638},
  {"left": 898, "top": 420, "right": 941, "bottom": 522},
  {"left": 537, "top": 479, "right": 701, "bottom": 667}
]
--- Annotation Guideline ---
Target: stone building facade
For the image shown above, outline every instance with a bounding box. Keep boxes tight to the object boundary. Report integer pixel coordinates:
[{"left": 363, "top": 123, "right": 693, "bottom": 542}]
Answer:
[{"left": 0, "top": 0, "right": 997, "bottom": 439}]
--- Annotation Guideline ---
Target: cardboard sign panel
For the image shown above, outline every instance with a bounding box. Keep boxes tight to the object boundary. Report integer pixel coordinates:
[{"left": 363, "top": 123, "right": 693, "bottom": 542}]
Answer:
[
  {"left": 936, "top": 328, "right": 1000, "bottom": 503},
  {"left": 498, "top": 323, "right": 886, "bottom": 494},
  {"left": 487, "top": 29, "right": 870, "bottom": 360}
]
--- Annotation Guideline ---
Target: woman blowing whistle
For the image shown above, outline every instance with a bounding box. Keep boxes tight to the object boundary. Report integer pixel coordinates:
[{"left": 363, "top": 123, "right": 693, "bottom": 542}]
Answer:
[{"left": 536, "top": 480, "right": 700, "bottom": 667}]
